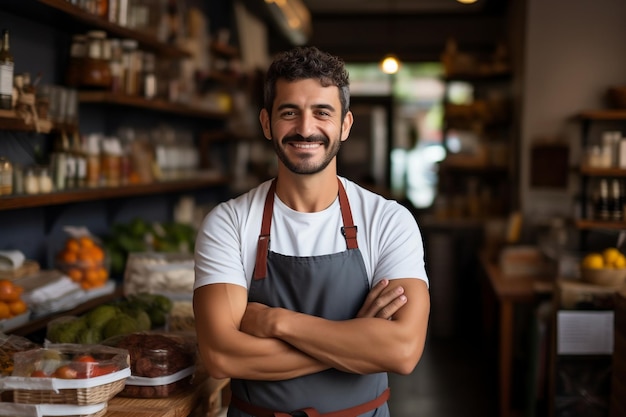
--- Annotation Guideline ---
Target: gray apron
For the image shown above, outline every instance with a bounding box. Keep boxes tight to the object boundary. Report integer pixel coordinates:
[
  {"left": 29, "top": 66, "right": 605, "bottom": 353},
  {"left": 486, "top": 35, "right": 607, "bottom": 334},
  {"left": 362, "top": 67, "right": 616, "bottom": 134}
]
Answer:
[{"left": 229, "top": 178, "right": 390, "bottom": 417}]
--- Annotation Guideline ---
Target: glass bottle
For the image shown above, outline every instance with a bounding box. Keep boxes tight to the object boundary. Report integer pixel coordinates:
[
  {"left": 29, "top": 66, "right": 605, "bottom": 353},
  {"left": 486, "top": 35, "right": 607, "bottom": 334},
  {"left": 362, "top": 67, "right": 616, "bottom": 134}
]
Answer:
[
  {"left": 0, "top": 157, "right": 12, "bottom": 195},
  {"left": 0, "top": 29, "right": 14, "bottom": 110},
  {"left": 612, "top": 179, "right": 623, "bottom": 221},
  {"left": 596, "top": 179, "right": 611, "bottom": 221}
]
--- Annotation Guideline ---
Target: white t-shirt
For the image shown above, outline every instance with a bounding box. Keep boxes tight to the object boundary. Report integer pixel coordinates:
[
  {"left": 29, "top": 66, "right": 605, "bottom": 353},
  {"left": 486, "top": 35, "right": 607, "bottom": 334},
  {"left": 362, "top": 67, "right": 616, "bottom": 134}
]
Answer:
[{"left": 194, "top": 177, "right": 428, "bottom": 290}]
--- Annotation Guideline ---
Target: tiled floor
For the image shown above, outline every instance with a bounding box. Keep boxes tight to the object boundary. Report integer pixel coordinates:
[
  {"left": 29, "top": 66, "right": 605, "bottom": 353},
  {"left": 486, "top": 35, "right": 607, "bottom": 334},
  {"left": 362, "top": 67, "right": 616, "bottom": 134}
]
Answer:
[{"left": 387, "top": 334, "right": 498, "bottom": 417}]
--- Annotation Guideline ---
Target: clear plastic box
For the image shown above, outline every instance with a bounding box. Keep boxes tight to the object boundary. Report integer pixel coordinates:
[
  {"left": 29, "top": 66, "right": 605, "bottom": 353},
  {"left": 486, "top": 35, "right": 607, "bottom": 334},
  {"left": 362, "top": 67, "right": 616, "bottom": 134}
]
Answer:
[{"left": 103, "top": 332, "right": 196, "bottom": 398}]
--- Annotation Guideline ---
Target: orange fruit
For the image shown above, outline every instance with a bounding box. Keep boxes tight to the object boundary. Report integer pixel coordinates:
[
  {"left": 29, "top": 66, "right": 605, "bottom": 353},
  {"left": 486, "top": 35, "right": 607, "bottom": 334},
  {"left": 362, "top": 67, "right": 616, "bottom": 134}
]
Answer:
[
  {"left": 80, "top": 281, "right": 93, "bottom": 290},
  {"left": 0, "top": 302, "right": 10, "bottom": 320},
  {"left": 60, "top": 250, "right": 78, "bottom": 264},
  {"left": 67, "top": 268, "right": 83, "bottom": 282},
  {"left": 79, "top": 236, "right": 95, "bottom": 249},
  {"left": 0, "top": 280, "right": 21, "bottom": 302},
  {"left": 65, "top": 238, "right": 80, "bottom": 253},
  {"left": 8, "top": 299, "right": 27, "bottom": 316},
  {"left": 97, "top": 267, "right": 108, "bottom": 280},
  {"left": 90, "top": 246, "right": 105, "bottom": 262},
  {"left": 84, "top": 269, "right": 100, "bottom": 284},
  {"left": 77, "top": 250, "right": 95, "bottom": 267}
]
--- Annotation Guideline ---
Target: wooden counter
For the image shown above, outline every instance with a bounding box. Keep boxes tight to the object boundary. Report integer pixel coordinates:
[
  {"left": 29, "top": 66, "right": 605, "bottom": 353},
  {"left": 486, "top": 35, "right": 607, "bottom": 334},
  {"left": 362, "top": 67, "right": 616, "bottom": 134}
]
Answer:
[
  {"left": 105, "top": 377, "right": 230, "bottom": 417},
  {"left": 479, "top": 251, "right": 554, "bottom": 417}
]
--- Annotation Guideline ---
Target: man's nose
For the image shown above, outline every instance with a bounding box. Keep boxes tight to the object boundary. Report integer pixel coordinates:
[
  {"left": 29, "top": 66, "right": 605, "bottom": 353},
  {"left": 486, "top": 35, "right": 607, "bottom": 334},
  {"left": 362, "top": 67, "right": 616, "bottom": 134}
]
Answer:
[{"left": 295, "top": 113, "right": 315, "bottom": 138}]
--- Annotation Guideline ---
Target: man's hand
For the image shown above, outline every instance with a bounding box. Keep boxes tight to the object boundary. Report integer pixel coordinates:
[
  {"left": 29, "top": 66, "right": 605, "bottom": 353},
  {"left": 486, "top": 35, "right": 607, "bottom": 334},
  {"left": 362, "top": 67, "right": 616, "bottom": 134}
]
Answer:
[
  {"left": 241, "top": 279, "right": 407, "bottom": 339},
  {"left": 356, "top": 279, "right": 407, "bottom": 319}
]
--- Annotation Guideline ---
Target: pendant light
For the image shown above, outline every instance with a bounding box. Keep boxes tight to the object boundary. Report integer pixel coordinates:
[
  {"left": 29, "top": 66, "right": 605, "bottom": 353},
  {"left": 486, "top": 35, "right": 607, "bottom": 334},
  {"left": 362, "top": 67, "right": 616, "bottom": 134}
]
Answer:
[
  {"left": 381, "top": 54, "right": 400, "bottom": 75},
  {"left": 379, "top": 0, "right": 400, "bottom": 74}
]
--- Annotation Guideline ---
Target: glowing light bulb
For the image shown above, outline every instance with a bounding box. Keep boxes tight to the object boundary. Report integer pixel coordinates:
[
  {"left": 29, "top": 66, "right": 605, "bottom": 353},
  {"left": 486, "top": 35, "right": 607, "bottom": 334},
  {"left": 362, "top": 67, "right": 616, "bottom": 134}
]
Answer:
[{"left": 381, "top": 55, "right": 400, "bottom": 74}]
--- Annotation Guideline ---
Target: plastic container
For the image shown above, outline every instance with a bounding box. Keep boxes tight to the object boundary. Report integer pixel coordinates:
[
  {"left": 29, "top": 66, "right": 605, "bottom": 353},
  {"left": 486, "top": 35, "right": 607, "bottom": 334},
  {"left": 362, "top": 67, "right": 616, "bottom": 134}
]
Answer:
[
  {"left": 123, "top": 252, "right": 194, "bottom": 299},
  {"left": 103, "top": 332, "right": 196, "bottom": 398},
  {"left": 55, "top": 234, "right": 109, "bottom": 291},
  {"left": 1, "top": 344, "right": 130, "bottom": 405}
]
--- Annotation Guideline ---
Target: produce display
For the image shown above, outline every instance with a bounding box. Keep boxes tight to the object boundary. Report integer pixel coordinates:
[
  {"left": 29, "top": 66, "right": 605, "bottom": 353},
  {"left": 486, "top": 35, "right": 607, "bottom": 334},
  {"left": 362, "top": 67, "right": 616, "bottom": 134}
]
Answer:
[
  {"left": 102, "top": 218, "right": 196, "bottom": 277},
  {"left": 580, "top": 247, "right": 626, "bottom": 286},
  {"left": 55, "top": 235, "right": 109, "bottom": 290},
  {"left": 3, "top": 344, "right": 131, "bottom": 407},
  {"left": 0, "top": 279, "right": 28, "bottom": 321},
  {"left": 11, "top": 345, "right": 128, "bottom": 379},
  {"left": 46, "top": 293, "right": 173, "bottom": 344}
]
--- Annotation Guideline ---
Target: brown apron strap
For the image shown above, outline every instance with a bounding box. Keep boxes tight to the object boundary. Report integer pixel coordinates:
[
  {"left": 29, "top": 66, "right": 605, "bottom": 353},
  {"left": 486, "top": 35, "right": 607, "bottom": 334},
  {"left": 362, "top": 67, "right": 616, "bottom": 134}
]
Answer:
[
  {"left": 337, "top": 178, "right": 358, "bottom": 250},
  {"left": 253, "top": 179, "right": 277, "bottom": 280},
  {"left": 230, "top": 387, "right": 390, "bottom": 417},
  {"left": 253, "top": 178, "right": 358, "bottom": 280}
]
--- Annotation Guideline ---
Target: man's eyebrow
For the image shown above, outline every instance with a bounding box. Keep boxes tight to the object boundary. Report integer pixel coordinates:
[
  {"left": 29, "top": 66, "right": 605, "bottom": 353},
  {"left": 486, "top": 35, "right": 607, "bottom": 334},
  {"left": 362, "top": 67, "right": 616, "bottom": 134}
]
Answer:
[{"left": 275, "top": 103, "right": 337, "bottom": 112}]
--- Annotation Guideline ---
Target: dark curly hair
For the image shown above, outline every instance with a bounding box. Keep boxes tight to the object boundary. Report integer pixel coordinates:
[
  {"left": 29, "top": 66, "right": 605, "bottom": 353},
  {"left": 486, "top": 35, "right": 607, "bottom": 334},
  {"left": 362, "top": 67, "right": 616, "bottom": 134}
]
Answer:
[{"left": 263, "top": 46, "right": 350, "bottom": 120}]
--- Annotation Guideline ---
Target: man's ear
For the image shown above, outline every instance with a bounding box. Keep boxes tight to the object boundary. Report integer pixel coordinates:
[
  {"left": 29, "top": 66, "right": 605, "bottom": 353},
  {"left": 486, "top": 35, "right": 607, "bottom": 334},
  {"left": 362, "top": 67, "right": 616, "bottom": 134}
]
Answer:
[
  {"left": 259, "top": 108, "right": 271, "bottom": 140},
  {"left": 340, "top": 111, "right": 354, "bottom": 142}
]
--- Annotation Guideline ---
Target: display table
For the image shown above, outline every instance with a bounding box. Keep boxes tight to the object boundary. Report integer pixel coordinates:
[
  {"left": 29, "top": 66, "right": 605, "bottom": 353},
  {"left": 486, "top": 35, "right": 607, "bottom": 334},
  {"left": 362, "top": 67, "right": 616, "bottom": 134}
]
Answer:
[
  {"left": 478, "top": 251, "right": 553, "bottom": 417},
  {"left": 105, "top": 377, "right": 230, "bottom": 417}
]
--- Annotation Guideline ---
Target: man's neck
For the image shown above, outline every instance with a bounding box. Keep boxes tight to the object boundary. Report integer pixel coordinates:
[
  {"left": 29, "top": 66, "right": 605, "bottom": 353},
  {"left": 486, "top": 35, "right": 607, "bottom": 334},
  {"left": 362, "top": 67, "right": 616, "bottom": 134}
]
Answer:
[{"left": 275, "top": 171, "right": 339, "bottom": 213}]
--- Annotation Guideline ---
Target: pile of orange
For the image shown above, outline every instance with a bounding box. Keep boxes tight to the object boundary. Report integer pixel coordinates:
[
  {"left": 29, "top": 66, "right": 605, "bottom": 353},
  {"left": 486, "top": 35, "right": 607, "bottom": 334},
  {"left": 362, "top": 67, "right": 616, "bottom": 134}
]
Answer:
[
  {"left": 0, "top": 279, "right": 28, "bottom": 320},
  {"left": 56, "top": 235, "right": 109, "bottom": 290}
]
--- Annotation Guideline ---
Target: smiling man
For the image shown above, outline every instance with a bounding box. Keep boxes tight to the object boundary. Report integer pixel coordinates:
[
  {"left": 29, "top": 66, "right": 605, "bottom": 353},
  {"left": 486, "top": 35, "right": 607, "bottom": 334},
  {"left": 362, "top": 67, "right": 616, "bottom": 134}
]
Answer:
[{"left": 193, "top": 46, "right": 430, "bottom": 417}]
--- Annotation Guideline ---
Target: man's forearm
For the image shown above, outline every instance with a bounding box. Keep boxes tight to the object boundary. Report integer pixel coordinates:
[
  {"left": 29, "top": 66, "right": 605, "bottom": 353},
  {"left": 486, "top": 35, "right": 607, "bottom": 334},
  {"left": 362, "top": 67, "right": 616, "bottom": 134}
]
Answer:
[{"left": 244, "top": 279, "right": 430, "bottom": 375}]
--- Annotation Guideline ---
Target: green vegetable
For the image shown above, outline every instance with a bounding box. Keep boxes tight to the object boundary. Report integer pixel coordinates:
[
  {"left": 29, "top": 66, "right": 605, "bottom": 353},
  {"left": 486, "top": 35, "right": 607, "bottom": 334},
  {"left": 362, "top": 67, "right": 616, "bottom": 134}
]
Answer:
[
  {"left": 102, "top": 314, "right": 139, "bottom": 340},
  {"left": 85, "top": 305, "right": 119, "bottom": 330}
]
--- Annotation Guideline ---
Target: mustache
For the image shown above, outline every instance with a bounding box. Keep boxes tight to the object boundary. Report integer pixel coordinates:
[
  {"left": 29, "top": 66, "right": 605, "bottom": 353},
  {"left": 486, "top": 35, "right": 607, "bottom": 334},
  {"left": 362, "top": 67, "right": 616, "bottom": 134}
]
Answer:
[{"left": 282, "top": 134, "right": 329, "bottom": 145}]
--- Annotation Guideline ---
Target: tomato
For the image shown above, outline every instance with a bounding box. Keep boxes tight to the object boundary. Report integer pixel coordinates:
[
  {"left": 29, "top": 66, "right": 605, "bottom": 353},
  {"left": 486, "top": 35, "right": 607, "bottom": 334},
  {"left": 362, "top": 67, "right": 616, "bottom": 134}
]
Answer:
[
  {"left": 53, "top": 365, "right": 78, "bottom": 379},
  {"left": 92, "top": 364, "right": 119, "bottom": 377},
  {"left": 74, "top": 354, "right": 97, "bottom": 363},
  {"left": 30, "top": 370, "right": 48, "bottom": 378}
]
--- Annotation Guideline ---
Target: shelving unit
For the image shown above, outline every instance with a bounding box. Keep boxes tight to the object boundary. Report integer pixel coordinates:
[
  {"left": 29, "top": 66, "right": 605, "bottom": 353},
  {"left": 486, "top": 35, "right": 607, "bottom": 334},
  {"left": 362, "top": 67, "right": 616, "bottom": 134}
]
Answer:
[
  {"left": 576, "top": 110, "right": 626, "bottom": 238},
  {"left": 437, "top": 69, "right": 516, "bottom": 219},
  {"left": 0, "top": 1, "right": 243, "bottom": 277},
  {"left": 0, "top": 172, "right": 229, "bottom": 211}
]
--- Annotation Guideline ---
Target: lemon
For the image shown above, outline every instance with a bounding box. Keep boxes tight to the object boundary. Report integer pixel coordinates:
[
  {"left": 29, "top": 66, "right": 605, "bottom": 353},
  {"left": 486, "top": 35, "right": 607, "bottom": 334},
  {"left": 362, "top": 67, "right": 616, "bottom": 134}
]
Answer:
[
  {"left": 602, "top": 247, "right": 623, "bottom": 267},
  {"left": 582, "top": 253, "right": 604, "bottom": 269},
  {"left": 614, "top": 254, "right": 626, "bottom": 269}
]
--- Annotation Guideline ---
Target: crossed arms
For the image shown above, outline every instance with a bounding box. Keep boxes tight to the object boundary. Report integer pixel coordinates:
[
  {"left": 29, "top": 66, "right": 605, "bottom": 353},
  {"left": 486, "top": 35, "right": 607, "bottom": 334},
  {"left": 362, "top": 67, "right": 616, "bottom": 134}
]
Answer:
[{"left": 193, "top": 277, "right": 430, "bottom": 381}]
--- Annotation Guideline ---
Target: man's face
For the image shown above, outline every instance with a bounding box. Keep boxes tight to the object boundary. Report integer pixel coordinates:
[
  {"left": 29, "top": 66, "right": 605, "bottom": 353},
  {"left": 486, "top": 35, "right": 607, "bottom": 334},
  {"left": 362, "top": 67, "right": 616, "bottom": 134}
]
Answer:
[{"left": 260, "top": 78, "right": 352, "bottom": 175}]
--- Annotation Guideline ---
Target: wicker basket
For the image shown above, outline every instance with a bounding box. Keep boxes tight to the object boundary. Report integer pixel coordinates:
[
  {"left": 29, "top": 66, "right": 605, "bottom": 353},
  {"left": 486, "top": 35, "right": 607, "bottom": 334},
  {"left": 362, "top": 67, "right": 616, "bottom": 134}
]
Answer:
[
  {"left": 12, "top": 375, "right": 127, "bottom": 405},
  {"left": 0, "top": 401, "right": 108, "bottom": 417}
]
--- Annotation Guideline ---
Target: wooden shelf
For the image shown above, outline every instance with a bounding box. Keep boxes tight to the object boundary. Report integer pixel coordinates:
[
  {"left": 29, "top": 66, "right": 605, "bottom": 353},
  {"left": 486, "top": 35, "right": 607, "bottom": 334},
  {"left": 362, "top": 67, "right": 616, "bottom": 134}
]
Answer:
[
  {"left": 576, "top": 219, "right": 626, "bottom": 231},
  {"left": 0, "top": 172, "right": 229, "bottom": 211},
  {"left": 2, "top": 0, "right": 191, "bottom": 59},
  {"left": 580, "top": 166, "right": 626, "bottom": 177},
  {"left": 9, "top": 286, "right": 123, "bottom": 337},
  {"left": 78, "top": 92, "right": 230, "bottom": 119},
  {"left": 578, "top": 109, "right": 626, "bottom": 121},
  {"left": 442, "top": 70, "right": 512, "bottom": 83}
]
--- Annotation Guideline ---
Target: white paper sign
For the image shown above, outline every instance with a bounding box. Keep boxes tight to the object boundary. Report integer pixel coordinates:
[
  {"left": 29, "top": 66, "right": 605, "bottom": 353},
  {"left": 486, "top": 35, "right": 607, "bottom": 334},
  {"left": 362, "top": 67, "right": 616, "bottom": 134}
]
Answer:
[{"left": 557, "top": 310, "right": 614, "bottom": 355}]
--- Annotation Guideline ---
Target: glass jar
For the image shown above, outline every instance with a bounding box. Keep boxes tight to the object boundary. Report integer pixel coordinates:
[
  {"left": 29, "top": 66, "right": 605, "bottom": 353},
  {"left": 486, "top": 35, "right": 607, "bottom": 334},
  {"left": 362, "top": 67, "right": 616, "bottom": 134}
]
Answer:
[{"left": 82, "top": 30, "right": 111, "bottom": 89}]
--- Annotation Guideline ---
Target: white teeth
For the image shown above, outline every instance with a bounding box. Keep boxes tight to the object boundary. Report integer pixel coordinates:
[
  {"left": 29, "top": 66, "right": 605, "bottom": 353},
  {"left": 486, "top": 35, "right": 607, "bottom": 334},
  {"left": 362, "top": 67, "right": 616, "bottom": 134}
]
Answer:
[{"left": 292, "top": 143, "right": 320, "bottom": 149}]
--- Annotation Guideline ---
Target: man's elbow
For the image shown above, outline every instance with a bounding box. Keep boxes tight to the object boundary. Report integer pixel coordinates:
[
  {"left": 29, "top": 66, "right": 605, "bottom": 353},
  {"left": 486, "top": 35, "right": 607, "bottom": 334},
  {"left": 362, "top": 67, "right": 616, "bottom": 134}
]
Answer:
[
  {"left": 390, "top": 342, "right": 425, "bottom": 375},
  {"left": 199, "top": 349, "right": 232, "bottom": 380}
]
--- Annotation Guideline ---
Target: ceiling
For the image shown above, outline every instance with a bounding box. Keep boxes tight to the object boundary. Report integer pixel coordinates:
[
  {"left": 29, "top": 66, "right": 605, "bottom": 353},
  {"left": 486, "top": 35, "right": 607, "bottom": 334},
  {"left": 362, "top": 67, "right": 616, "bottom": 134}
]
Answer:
[{"left": 254, "top": 0, "right": 511, "bottom": 62}]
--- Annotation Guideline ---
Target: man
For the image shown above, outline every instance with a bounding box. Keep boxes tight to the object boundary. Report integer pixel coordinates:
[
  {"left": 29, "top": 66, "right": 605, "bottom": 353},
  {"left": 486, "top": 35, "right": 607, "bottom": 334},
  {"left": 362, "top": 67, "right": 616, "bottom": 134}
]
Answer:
[{"left": 194, "top": 46, "right": 430, "bottom": 417}]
